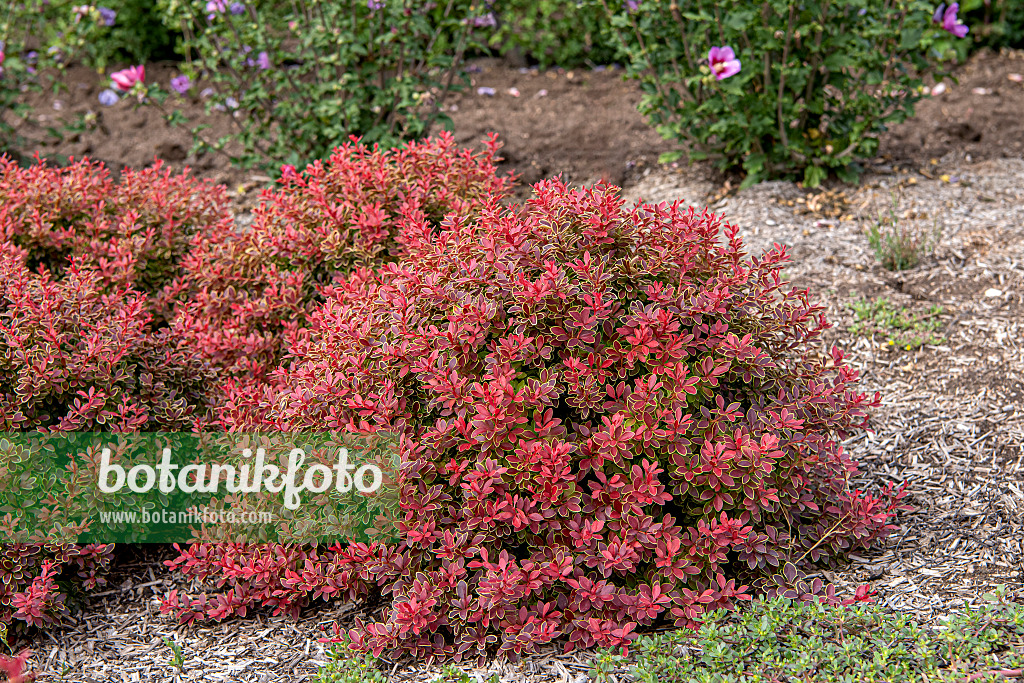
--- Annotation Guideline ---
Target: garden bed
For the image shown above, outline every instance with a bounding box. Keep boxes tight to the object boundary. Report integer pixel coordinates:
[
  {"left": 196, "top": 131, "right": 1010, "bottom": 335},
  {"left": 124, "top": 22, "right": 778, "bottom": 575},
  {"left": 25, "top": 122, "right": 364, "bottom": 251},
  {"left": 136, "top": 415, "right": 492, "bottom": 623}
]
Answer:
[{"left": 8, "top": 50, "right": 1024, "bottom": 682}]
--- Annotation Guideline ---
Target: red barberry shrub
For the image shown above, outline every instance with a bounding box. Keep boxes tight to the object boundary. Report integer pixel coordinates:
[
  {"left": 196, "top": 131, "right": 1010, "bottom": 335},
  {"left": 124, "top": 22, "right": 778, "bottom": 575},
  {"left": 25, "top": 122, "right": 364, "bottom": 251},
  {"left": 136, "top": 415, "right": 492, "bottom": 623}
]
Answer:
[
  {"left": 168, "top": 132, "right": 513, "bottom": 384},
  {"left": 0, "top": 243, "right": 213, "bottom": 634},
  {"left": 0, "top": 155, "right": 231, "bottom": 311},
  {"left": 0, "top": 245, "right": 214, "bottom": 432},
  {"left": 165, "top": 179, "right": 905, "bottom": 661}
]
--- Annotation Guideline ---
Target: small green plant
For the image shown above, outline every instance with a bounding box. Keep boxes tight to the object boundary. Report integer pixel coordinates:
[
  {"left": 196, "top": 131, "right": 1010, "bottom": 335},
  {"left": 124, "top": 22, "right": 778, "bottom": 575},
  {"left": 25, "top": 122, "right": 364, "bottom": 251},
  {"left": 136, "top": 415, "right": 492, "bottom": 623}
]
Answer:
[
  {"left": 849, "top": 297, "right": 944, "bottom": 350},
  {"left": 163, "top": 636, "right": 185, "bottom": 672},
  {"left": 318, "top": 643, "right": 387, "bottom": 683},
  {"left": 434, "top": 664, "right": 472, "bottom": 683},
  {"left": 604, "top": 0, "right": 963, "bottom": 187},
  {"left": 593, "top": 588, "right": 1024, "bottom": 683},
  {"left": 867, "top": 192, "right": 941, "bottom": 270}
]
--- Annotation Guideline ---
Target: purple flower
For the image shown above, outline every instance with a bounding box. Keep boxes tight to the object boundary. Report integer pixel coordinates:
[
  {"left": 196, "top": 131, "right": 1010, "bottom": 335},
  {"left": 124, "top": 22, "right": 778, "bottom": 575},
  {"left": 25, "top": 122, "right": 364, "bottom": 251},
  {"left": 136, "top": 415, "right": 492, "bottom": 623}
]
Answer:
[
  {"left": 98, "top": 88, "right": 119, "bottom": 106},
  {"left": 367, "top": 0, "right": 383, "bottom": 9},
  {"left": 625, "top": 0, "right": 639, "bottom": 11},
  {"left": 200, "top": 87, "right": 215, "bottom": 99},
  {"left": 206, "top": 0, "right": 227, "bottom": 19},
  {"left": 470, "top": 12, "right": 496, "bottom": 27},
  {"left": 858, "top": 7, "right": 867, "bottom": 15},
  {"left": 170, "top": 74, "right": 191, "bottom": 94},
  {"left": 256, "top": 51, "right": 270, "bottom": 70},
  {"left": 477, "top": 86, "right": 496, "bottom": 96},
  {"left": 933, "top": 3, "right": 968, "bottom": 38},
  {"left": 708, "top": 46, "right": 741, "bottom": 80},
  {"left": 229, "top": 2, "right": 244, "bottom": 14},
  {"left": 97, "top": 6, "right": 116, "bottom": 26}
]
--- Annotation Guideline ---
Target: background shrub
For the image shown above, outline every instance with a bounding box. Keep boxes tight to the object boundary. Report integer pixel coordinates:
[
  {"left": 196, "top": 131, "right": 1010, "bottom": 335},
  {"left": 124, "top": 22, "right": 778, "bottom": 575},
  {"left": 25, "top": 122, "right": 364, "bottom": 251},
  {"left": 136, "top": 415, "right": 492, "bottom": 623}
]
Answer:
[
  {"left": 0, "top": 156, "right": 231, "bottom": 315},
  {"left": 154, "top": 0, "right": 493, "bottom": 169},
  {"left": 1, "top": 1, "right": 113, "bottom": 156},
  {"left": 169, "top": 132, "right": 513, "bottom": 391},
  {"left": 961, "top": 0, "right": 1024, "bottom": 51},
  {"left": 489, "top": 0, "right": 619, "bottom": 69},
  {"left": 605, "top": 0, "right": 956, "bottom": 187},
  {"left": 92, "top": 0, "right": 179, "bottom": 67},
  {"left": 165, "top": 179, "right": 906, "bottom": 660}
]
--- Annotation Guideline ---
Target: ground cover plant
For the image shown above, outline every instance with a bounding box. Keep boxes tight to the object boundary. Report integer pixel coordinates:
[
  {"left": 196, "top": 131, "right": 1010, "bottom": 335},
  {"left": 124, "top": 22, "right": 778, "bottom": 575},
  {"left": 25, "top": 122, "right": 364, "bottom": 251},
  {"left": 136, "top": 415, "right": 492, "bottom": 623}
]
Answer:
[
  {"left": 163, "top": 177, "right": 908, "bottom": 662},
  {"left": 589, "top": 586, "right": 1024, "bottom": 682},
  {"left": 605, "top": 0, "right": 967, "bottom": 186},
  {"left": 848, "top": 298, "right": 945, "bottom": 351}
]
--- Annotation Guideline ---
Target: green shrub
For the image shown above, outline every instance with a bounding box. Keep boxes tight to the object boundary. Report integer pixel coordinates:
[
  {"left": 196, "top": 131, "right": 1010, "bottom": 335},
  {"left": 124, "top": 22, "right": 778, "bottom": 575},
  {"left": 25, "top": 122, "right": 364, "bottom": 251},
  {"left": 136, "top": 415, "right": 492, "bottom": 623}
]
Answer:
[
  {"left": 152, "top": 0, "right": 491, "bottom": 170},
  {"left": 605, "top": 0, "right": 962, "bottom": 187},
  {"left": 490, "top": 0, "right": 619, "bottom": 69},
  {"left": 593, "top": 587, "right": 1024, "bottom": 682},
  {"left": 962, "top": 0, "right": 1024, "bottom": 50},
  {"left": 92, "top": 0, "right": 179, "bottom": 66}
]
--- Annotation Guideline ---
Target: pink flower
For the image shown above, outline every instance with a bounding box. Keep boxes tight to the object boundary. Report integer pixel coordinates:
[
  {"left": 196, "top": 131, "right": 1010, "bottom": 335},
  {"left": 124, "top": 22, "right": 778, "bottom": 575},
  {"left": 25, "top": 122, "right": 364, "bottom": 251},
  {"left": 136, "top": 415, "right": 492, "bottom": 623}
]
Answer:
[
  {"left": 110, "top": 65, "right": 145, "bottom": 91},
  {"left": 933, "top": 3, "right": 968, "bottom": 38},
  {"left": 708, "top": 46, "right": 741, "bottom": 80}
]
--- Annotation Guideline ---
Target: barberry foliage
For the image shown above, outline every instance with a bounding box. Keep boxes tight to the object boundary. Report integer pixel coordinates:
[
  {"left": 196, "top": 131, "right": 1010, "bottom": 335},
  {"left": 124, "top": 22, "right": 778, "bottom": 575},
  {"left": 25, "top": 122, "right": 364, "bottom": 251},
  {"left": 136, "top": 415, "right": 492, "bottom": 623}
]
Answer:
[
  {"left": 169, "top": 132, "right": 513, "bottom": 386},
  {"left": 0, "top": 155, "right": 231, "bottom": 312},
  {"left": 0, "top": 544, "right": 113, "bottom": 636},
  {"left": 166, "top": 179, "right": 906, "bottom": 661},
  {"left": 0, "top": 159, "right": 222, "bottom": 633},
  {"left": 0, "top": 243, "right": 212, "bottom": 635},
  {"left": 0, "top": 245, "right": 214, "bottom": 432}
]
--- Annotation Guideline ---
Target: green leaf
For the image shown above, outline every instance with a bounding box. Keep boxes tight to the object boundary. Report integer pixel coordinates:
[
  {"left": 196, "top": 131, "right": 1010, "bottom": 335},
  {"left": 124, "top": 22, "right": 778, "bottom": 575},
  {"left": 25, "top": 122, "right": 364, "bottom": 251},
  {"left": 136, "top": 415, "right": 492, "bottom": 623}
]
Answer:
[
  {"left": 803, "top": 165, "right": 827, "bottom": 188},
  {"left": 823, "top": 52, "right": 854, "bottom": 70},
  {"left": 725, "top": 10, "right": 755, "bottom": 31},
  {"left": 658, "top": 151, "right": 683, "bottom": 164}
]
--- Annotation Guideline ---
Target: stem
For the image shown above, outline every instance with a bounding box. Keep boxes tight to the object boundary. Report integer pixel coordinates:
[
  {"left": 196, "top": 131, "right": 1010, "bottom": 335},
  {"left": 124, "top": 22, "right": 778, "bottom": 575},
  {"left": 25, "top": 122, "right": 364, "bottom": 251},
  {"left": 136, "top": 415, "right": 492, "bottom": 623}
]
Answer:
[{"left": 776, "top": 5, "right": 795, "bottom": 152}]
